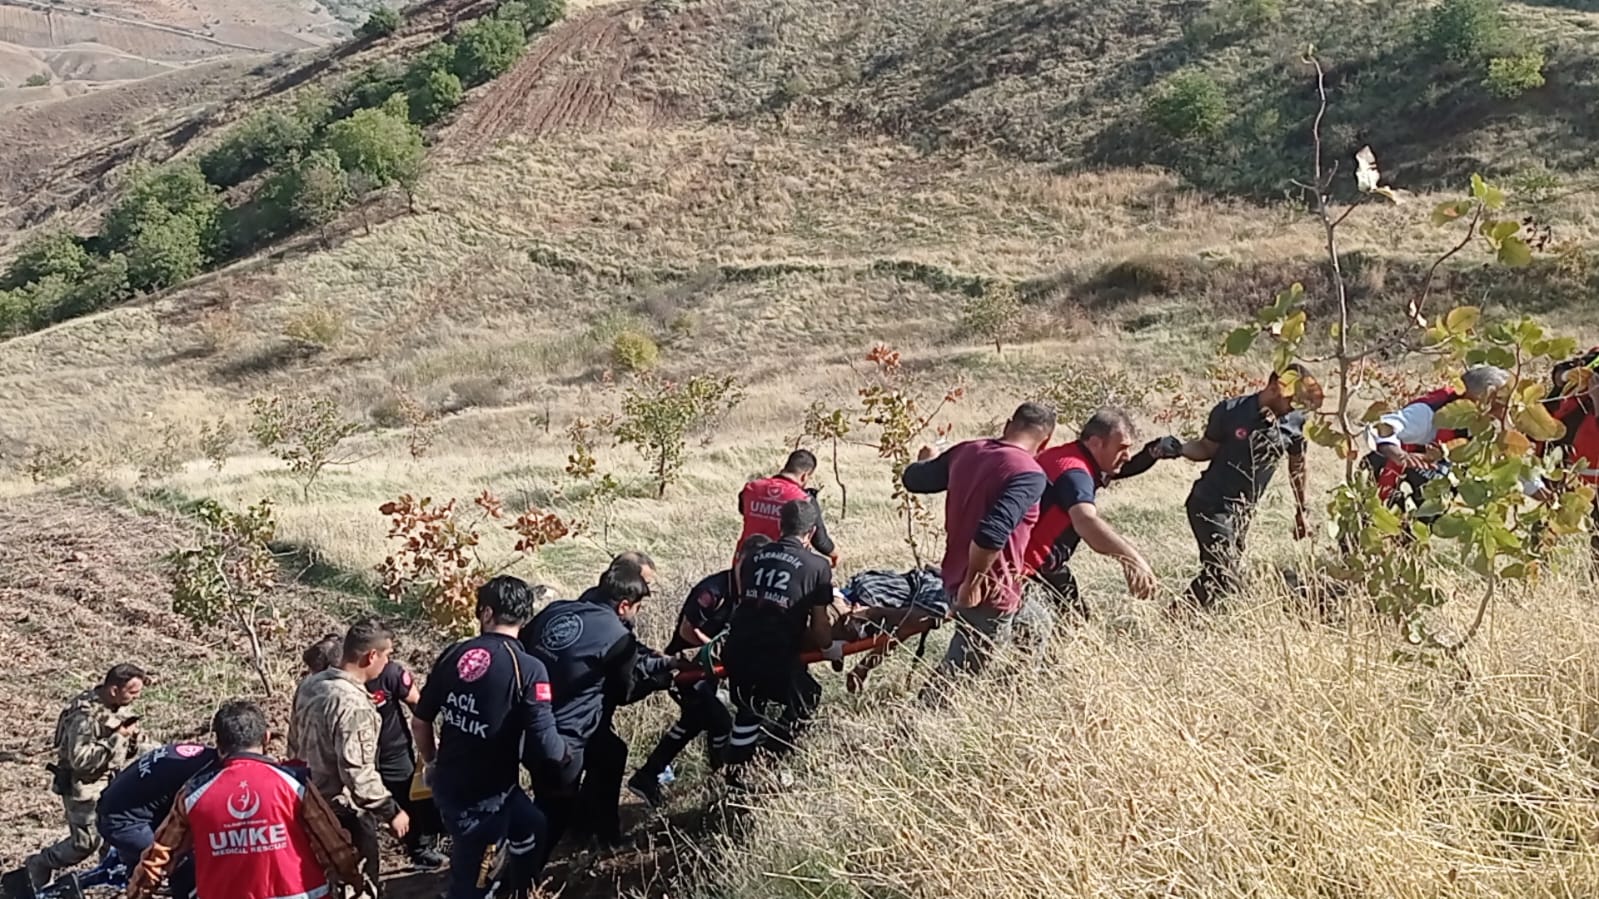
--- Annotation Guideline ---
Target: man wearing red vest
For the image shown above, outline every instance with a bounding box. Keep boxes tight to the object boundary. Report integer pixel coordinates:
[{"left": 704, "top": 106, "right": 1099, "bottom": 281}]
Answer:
[
  {"left": 736, "top": 451, "right": 837, "bottom": 567},
  {"left": 1549, "top": 360, "right": 1599, "bottom": 574},
  {"left": 128, "top": 700, "right": 362, "bottom": 899},
  {"left": 902, "top": 402, "right": 1055, "bottom": 703},
  {"left": 1365, "top": 365, "right": 1512, "bottom": 506},
  {"left": 1022, "top": 408, "right": 1182, "bottom": 623}
]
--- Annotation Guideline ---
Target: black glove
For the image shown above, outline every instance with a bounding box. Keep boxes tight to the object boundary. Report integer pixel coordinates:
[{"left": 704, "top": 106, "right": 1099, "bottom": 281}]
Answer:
[{"left": 1148, "top": 436, "right": 1183, "bottom": 460}]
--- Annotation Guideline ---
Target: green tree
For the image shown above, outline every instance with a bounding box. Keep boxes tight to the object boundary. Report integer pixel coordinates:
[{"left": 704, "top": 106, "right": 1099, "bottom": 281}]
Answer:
[
  {"left": 1484, "top": 51, "right": 1545, "bottom": 98},
  {"left": 287, "top": 150, "right": 352, "bottom": 246},
  {"left": 50, "top": 253, "right": 130, "bottom": 321},
  {"left": 1422, "top": 0, "right": 1506, "bottom": 62},
  {"left": 2, "top": 229, "right": 90, "bottom": 290},
  {"left": 451, "top": 18, "right": 526, "bottom": 87},
  {"left": 123, "top": 203, "right": 206, "bottom": 292},
  {"left": 359, "top": 6, "right": 402, "bottom": 39},
  {"left": 104, "top": 163, "right": 223, "bottom": 266},
  {"left": 961, "top": 284, "right": 1022, "bottom": 354},
  {"left": 168, "top": 499, "right": 279, "bottom": 694},
  {"left": 249, "top": 394, "right": 361, "bottom": 499},
  {"left": 24, "top": 72, "right": 49, "bottom": 87},
  {"left": 1146, "top": 71, "right": 1229, "bottom": 139},
  {"left": 326, "top": 106, "right": 426, "bottom": 210},
  {"left": 497, "top": 0, "right": 566, "bottom": 30},
  {"left": 403, "top": 44, "right": 457, "bottom": 92},
  {"left": 199, "top": 110, "right": 316, "bottom": 187},
  {"left": 615, "top": 374, "right": 742, "bottom": 497},
  {"left": 409, "top": 68, "right": 464, "bottom": 124}
]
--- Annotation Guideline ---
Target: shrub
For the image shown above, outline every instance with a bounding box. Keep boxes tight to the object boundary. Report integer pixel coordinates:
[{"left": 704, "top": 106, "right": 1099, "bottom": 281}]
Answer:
[
  {"left": 249, "top": 394, "right": 360, "bottom": 499},
  {"left": 403, "top": 44, "right": 457, "bottom": 92},
  {"left": 282, "top": 303, "right": 347, "bottom": 350},
  {"left": 1484, "top": 51, "right": 1546, "bottom": 98},
  {"left": 1146, "top": 72, "right": 1229, "bottom": 139},
  {"left": 325, "top": 107, "right": 426, "bottom": 210},
  {"left": 20, "top": 444, "right": 88, "bottom": 483},
  {"left": 24, "top": 72, "right": 49, "bottom": 87},
  {"left": 285, "top": 149, "right": 352, "bottom": 245},
  {"left": 497, "top": 0, "right": 566, "bottom": 30},
  {"left": 359, "top": 6, "right": 401, "bottom": 39},
  {"left": 611, "top": 330, "right": 661, "bottom": 372},
  {"left": 409, "top": 68, "right": 464, "bottom": 124},
  {"left": 1422, "top": 0, "right": 1506, "bottom": 62},
  {"left": 342, "top": 60, "right": 406, "bottom": 112},
  {"left": 104, "top": 163, "right": 223, "bottom": 271},
  {"left": 168, "top": 499, "right": 278, "bottom": 693},
  {"left": 1186, "top": 0, "right": 1282, "bottom": 45},
  {"left": 616, "top": 374, "right": 743, "bottom": 497},
  {"left": 49, "top": 253, "right": 130, "bottom": 321},
  {"left": 199, "top": 109, "right": 316, "bottom": 187},
  {"left": 122, "top": 204, "right": 206, "bottom": 293},
  {"left": 961, "top": 284, "right": 1022, "bottom": 354},
  {"left": 451, "top": 18, "right": 526, "bottom": 87},
  {"left": 2, "top": 229, "right": 90, "bottom": 290},
  {"left": 198, "top": 418, "right": 236, "bottom": 471}
]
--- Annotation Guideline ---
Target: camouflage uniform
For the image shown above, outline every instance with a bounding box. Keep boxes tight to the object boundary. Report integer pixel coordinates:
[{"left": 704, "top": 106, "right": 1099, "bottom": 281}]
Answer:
[
  {"left": 290, "top": 669, "right": 400, "bottom": 896},
  {"left": 29, "top": 689, "right": 142, "bottom": 878}
]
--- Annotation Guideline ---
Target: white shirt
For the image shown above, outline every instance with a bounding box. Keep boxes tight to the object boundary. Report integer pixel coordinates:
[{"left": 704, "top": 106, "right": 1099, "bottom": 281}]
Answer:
[{"left": 1368, "top": 401, "right": 1544, "bottom": 496}]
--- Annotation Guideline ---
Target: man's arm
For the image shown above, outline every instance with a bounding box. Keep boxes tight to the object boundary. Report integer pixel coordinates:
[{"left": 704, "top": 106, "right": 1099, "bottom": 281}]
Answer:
[
  {"left": 300, "top": 781, "right": 365, "bottom": 887},
  {"left": 1371, "top": 403, "right": 1436, "bottom": 467},
  {"left": 807, "top": 490, "right": 837, "bottom": 557},
  {"left": 333, "top": 707, "right": 401, "bottom": 821},
  {"left": 959, "top": 470, "right": 1047, "bottom": 607},
  {"left": 411, "top": 657, "right": 444, "bottom": 767},
  {"left": 1068, "top": 503, "right": 1156, "bottom": 599},
  {"left": 600, "top": 633, "right": 641, "bottom": 709},
  {"left": 1114, "top": 436, "right": 1182, "bottom": 481},
  {"left": 128, "top": 796, "right": 190, "bottom": 899},
  {"left": 900, "top": 452, "right": 951, "bottom": 495},
  {"left": 677, "top": 616, "right": 710, "bottom": 649},
  {"left": 518, "top": 659, "right": 570, "bottom": 768},
  {"left": 1181, "top": 402, "right": 1230, "bottom": 462}
]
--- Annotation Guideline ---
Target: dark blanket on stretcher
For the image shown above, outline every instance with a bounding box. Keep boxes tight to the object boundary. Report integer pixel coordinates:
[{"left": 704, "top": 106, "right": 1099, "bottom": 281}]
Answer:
[{"left": 842, "top": 567, "right": 950, "bottom": 618}]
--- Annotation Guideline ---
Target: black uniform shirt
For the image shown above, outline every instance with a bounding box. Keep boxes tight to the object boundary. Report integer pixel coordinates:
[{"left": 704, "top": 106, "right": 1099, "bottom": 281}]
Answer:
[
  {"left": 96, "top": 742, "right": 220, "bottom": 835},
  {"left": 522, "top": 595, "right": 634, "bottom": 748},
  {"left": 664, "top": 570, "right": 735, "bottom": 654},
  {"left": 1189, "top": 394, "right": 1306, "bottom": 510},
  {"left": 724, "top": 536, "right": 833, "bottom": 667},
  {"left": 366, "top": 661, "right": 415, "bottom": 782},
  {"left": 415, "top": 633, "right": 566, "bottom": 802}
]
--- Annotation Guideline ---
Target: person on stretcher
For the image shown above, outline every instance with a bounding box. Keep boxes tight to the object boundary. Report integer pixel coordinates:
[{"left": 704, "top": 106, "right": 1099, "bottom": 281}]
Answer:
[{"left": 829, "top": 567, "right": 949, "bottom": 692}]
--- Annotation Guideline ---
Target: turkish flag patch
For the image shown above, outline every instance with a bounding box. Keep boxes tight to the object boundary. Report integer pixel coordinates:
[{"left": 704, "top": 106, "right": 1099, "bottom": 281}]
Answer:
[
  {"left": 371, "top": 690, "right": 387, "bottom": 706},
  {"left": 534, "top": 682, "right": 553, "bottom": 703}
]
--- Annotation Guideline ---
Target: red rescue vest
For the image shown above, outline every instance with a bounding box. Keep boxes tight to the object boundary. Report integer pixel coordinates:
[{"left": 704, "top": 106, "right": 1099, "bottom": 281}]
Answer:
[
  {"left": 1555, "top": 396, "right": 1599, "bottom": 485},
  {"left": 185, "top": 756, "right": 328, "bottom": 899},
  {"left": 1022, "top": 441, "right": 1103, "bottom": 576},
  {"left": 735, "top": 476, "right": 809, "bottom": 560},
  {"left": 1374, "top": 388, "right": 1462, "bottom": 499}
]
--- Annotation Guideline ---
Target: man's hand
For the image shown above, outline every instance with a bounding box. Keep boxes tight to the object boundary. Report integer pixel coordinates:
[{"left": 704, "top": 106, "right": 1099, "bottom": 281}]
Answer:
[
  {"left": 828, "top": 551, "right": 841, "bottom": 568},
  {"left": 116, "top": 720, "right": 140, "bottom": 739},
  {"left": 916, "top": 445, "right": 935, "bottom": 462},
  {"left": 388, "top": 809, "right": 411, "bottom": 839},
  {"left": 1122, "top": 558, "right": 1157, "bottom": 601},
  {"left": 954, "top": 577, "right": 984, "bottom": 610},
  {"left": 419, "top": 763, "right": 435, "bottom": 790},
  {"left": 1293, "top": 511, "right": 1310, "bottom": 541},
  {"left": 1380, "top": 444, "right": 1431, "bottom": 471},
  {"left": 1148, "top": 436, "right": 1183, "bottom": 460}
]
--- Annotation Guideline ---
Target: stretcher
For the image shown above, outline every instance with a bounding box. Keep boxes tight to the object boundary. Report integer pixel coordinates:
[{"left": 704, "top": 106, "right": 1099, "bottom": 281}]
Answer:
[{"left": 672, "top": 615, "right": 939, "bottom": 686}]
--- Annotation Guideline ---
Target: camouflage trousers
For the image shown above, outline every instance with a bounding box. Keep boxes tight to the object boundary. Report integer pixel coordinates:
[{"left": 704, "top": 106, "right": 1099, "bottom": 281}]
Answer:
[{"left": 37, "top": 796, "right": 101, "bottom": 870}]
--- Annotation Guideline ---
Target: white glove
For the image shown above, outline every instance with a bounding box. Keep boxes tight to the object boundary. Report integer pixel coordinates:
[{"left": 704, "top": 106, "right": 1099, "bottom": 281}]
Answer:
[{"left": 821, "top": 640, "right": 846, "bottom": 663}]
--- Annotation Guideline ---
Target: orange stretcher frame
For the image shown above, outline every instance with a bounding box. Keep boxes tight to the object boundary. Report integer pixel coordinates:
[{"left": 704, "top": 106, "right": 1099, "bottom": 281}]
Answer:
[{"left": 672, "top": 617, "right": 938, "bottom": 686}]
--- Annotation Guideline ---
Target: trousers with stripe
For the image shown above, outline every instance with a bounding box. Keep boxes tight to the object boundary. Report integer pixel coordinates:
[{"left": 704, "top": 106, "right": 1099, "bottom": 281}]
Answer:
[
  {"left": 433, "top": 786, "right": 546, "bottom": 899},
  {"left": 636, "top": 679, "right": 733, "bottom": 780},
  {"left": 725, "top": 664, "right": 821, "bottom": 766}
]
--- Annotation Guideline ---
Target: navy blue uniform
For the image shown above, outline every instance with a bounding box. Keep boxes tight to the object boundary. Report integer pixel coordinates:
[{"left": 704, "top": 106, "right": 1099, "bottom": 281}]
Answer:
[
  {"left": 366, "top": 661, "right": 442, "bottom": 855},
  {"left": 724, "top": 537, "right": 833, "bottom": 764},
  {"left": 416, "top": 633, "right": 566, "bottom": 899},
  {"left": 97, "top": 742, "right": 218, "bottom": 899},
  {"left": 524, "top": 592, "right": 676, "bottom": 854},
  {"left": 634, "top": 572, "right": 737, "bottom": 786}
]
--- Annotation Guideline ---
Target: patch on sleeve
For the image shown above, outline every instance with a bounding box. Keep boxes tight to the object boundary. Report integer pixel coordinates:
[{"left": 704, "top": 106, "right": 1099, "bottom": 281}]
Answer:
[
  {"left": 401, "top": 669, "right": 413, "bottom": 689},
  {"left": 696, "top": 590, "right": 718, "bottom": 608},
  {"left": 173, "top": 743, "right": 205, "bottom": 758},
  {"left": 534, "top": 682, "right": 553, "bottom": 703}
]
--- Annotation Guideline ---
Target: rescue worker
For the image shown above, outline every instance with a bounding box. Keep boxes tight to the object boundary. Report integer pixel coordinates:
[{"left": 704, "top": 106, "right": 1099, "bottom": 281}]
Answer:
[
  {"left": 722, "top": 501, "right": 839, "bottom": 768},
  {"left": 1365, "top": 365, "right": 1511, "bottom": 509},
  {"left": 1178, "top": 365, "right": 1321, "bottom": 611},
  {"left": 127, "top": 700, "right": 363, "bottom": 899},
  {"left": 24, "top": 663, "right": 150, "bottom": 891},
  {"left": 901, "top": 403, "right": 1056, "bottom": 701},
  {"left": 95, "top": 739, "right": 221, "bottom": 899},
  {"left": 1549, "top": 362, "right": 1599, "bottom": 574},
  {"left": 1023, "top": 408, "right": 1181, "bottom": 623},
  {"left": 737, "top": 450, "right": 839, "bottom": 566},
  {"left": 625, "top": 534, "right": 772, "bottom": 806},
  {"left": 411, "top": 575, "right": 568, "bottom": 899},
  {"left": 366, "top": 657, "right": 446, "bottom": 870},
  {"left": 524, "top": 554, "right": 683, "bottom": 857},
  {"left": 289, "top": 619, "right": 409, "bottom": 895}
]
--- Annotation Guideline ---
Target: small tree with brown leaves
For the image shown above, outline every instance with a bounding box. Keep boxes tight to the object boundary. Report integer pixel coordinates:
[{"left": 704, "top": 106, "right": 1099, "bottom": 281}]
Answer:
[{"left": 169, "top": 499, "right": 278, "bottom": 694}]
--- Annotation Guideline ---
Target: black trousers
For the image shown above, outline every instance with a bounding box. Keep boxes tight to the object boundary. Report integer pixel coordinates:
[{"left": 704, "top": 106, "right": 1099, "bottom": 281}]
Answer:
[
  {"left": 333, "top": 805, "right": 382, "bottom": 897},
  {"left": 725, "top": 663, "right": 821, "bottom": 766},
  {"left": 534, "top": 714, "right": 629, "bottom": 865},
  {"left": 382, "top": 771, "right": 443, "bottom": 853},
  {"left": 1186, "top": 502, "right": 1252, "bottom": 609},
  {"left": 1028, "top": 565, "right": 1087, "bottom": 623},
  {"left": 636, "top": 679, "right": 733, "bottom": 779}
]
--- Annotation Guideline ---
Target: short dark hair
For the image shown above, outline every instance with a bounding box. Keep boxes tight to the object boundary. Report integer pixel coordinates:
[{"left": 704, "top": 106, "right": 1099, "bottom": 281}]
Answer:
[
  {"left": 782, "top": 450, "right": 818, "bottom": 476},
  {"left": 609, "top": 551, "right": 655, "bottom": 579},
  {"left": 779, "top": 498, "right": 819, "bottom": 538},
  {"left": 1008, "top": 402, "right": 1057, "bottom": 435},
  {"left": 1271, "top": 362, "right": 1314, "bottom": 383},
  {"left": 103, "top": 663, "right": 147, "bottom": 688},
  {"left": 302, "top": 634, "right": 341, "bottom": 673},
  {"left": 212, "top": 700, "right": 268, "bottom": 754},
  {"left": 595, "top": 565, "right": 650, "bottom": 607},
  {"left": 340, "top": 618, "right": 394, "bottom": 664},
  {"left": 478, "top": 575, "right": 537, "bottom": 627},
  {"left": 738, "top": 533, "right": 773, "bottom": 561},
  {"left": 1080, "top": 408, "right": 1136, "bottom": 441}
]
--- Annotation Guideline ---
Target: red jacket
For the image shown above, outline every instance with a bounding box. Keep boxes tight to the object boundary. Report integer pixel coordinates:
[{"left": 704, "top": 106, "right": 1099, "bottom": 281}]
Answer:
[
  {"left": 1554, "top": 396, "right": 1599, "bottom": 484},
  {"left": 736, "top": 476, "right": 809, "bottom": 556},
  {"left": 186, "top": 756, "right": 330, "bottom": 899},
  {"left": 1373, "top": 388, "right": 1461, "bottom": 499}
]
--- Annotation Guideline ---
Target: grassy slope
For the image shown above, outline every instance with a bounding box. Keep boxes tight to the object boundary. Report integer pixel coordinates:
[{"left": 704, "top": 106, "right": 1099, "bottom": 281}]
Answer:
[{"left": 0, "top": 0, "right": 1598, "bottom": 895}]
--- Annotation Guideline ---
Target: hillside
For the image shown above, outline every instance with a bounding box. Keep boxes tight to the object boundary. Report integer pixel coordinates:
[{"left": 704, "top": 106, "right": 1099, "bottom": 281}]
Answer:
[{"left": 1, "top": 0, "right": 1598, "bottom": 897}]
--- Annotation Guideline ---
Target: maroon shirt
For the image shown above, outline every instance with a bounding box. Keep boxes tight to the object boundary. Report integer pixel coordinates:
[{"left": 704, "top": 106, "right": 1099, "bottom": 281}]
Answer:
[{"left": 903, "top": 439, "right": 1046, "bottom": 613}]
